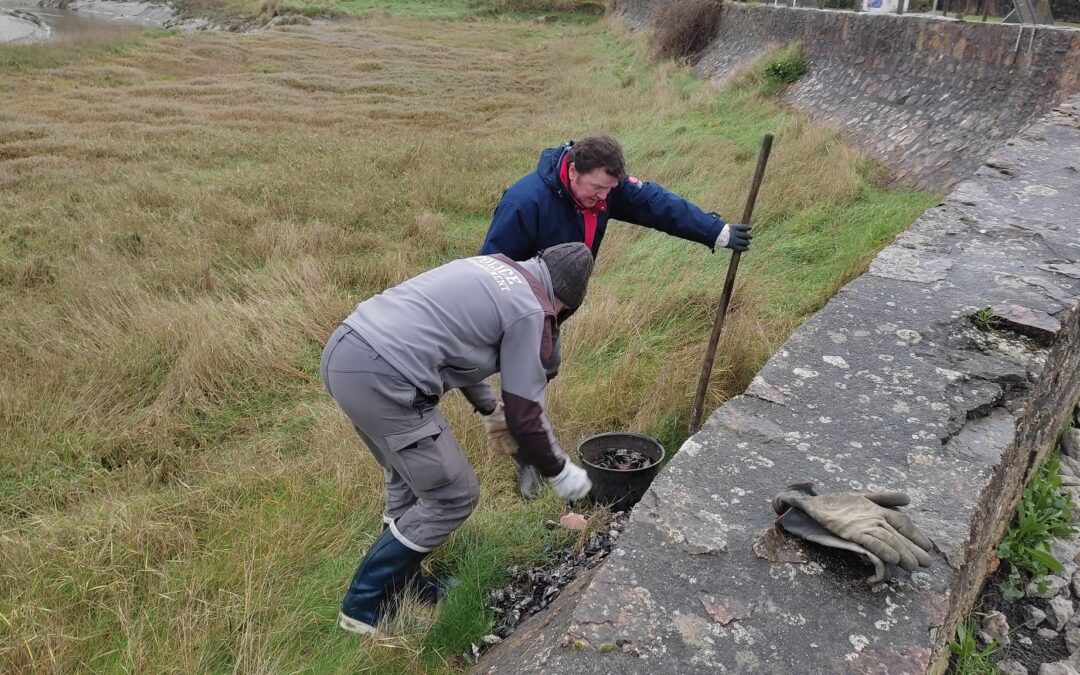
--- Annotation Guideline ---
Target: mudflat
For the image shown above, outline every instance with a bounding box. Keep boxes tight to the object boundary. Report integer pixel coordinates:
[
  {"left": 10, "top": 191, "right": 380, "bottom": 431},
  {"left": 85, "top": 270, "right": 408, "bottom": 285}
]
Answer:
[{"left": 0, "top": 7, "right": 50, "bottom": 43}]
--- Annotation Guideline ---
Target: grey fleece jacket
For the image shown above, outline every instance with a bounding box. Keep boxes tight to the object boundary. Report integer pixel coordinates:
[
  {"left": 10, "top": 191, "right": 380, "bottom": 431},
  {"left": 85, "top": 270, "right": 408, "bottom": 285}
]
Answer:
[{"left": 342, "top": 254, "right": 568, "bottom": 477}]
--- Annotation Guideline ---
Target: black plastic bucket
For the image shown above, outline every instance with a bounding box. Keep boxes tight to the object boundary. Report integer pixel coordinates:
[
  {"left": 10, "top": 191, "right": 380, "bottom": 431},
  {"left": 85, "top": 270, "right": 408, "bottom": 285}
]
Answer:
[{"left": 577, "top": 432, "right": 665, "bottom": 511}]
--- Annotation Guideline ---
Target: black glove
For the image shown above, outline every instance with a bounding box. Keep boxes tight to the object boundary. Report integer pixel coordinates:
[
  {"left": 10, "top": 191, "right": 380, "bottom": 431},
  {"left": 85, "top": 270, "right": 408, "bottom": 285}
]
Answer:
[{"left": 716, "top": 222, "right": 752, "bottom": 252}]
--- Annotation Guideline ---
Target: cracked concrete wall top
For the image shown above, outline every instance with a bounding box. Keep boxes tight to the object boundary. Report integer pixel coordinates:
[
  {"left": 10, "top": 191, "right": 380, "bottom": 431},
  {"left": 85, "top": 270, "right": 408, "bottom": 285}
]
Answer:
[{"left": 478, "top": 97, "right": 1080, "bottom": 675}]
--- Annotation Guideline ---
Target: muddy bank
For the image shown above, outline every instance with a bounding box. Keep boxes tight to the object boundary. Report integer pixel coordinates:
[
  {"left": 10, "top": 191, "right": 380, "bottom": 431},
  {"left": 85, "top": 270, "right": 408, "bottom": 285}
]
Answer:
[
  {"left": 0, "top": 6, "right": 50, "bottom": 42},
  {"left": 0, "top": 0, "right": 208, "bottom": 44},
  {"left": 46, "top": 0, "right": 177, "bottom": 25}
]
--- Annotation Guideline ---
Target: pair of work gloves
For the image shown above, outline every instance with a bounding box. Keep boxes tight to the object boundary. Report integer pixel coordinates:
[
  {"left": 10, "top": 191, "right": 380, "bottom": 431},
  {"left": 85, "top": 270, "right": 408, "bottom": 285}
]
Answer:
[
  {"left": 481, "top": 402, "right": 591, "bottom": 502},
  {"left": 772, "top": 482, "right": 934, "bottom": 584}
]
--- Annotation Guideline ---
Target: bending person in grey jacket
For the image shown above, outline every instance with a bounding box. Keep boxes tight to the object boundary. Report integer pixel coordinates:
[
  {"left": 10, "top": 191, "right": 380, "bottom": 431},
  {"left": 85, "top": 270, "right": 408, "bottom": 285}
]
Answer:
[{"left": 320, "top": 242, "right": 595, "bottom": 636}]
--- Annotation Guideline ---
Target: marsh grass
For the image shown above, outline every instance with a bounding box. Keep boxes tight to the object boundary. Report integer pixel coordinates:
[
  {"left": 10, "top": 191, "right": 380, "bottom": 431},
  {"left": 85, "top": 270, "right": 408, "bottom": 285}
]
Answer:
[
  {"left": 651, "top": 0, "right": 724, "bottom": 60},
  {"left": 0, "top": 26, "right": 174, "bottom": 73},
  {"left": 0, "top": 11, "right": 935, "bottom": 673},
  {"left": 192, "top": 0, "right": 611, "bottom": 24}
]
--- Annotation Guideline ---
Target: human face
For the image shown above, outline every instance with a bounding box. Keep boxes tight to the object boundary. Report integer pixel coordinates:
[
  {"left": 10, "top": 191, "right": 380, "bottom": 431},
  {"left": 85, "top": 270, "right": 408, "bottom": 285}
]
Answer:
[{"left": 568, "top": 163, "right": 619, "bottom": 209}]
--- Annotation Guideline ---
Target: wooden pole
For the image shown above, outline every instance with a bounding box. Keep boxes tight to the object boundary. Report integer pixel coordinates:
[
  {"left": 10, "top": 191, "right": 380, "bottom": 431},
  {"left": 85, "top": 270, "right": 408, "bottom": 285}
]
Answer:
[{"left": 689, "top": 134, "right": 774, "bottom": 434}]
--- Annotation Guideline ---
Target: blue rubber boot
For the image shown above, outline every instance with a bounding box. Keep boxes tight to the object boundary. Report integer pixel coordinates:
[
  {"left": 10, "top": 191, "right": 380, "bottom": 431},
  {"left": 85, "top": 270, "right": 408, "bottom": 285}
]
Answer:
[
  {"left": 381, "top": 520, "right": 455, "bottom": 606},
  {"left": 338, "top": 528, "right": 427, "bottom": 635}
]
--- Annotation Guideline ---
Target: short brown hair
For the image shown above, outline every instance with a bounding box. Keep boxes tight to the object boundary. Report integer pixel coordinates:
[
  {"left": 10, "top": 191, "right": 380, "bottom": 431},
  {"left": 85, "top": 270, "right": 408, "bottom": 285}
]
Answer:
[{"left": 568, "top": 134, "right": 626, "bottom": 179}]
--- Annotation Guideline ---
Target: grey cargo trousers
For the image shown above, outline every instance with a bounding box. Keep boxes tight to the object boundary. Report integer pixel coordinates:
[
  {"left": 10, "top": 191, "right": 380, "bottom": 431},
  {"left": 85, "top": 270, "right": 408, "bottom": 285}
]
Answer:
[{"left": 320, "top": 324, "right": 480, "bottom": 552}]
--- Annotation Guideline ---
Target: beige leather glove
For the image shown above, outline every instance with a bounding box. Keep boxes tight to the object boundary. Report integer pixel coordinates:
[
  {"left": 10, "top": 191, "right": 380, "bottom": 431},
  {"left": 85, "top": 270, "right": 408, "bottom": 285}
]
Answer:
[
  {"left": 480, "top": 402, "right": 517, "bottom": 456},
  {"left": 781, "top": 487, "right": 933, "bottom": 572},
  {"left": 774, "top": 483, "right": 893, "bottom": 584}
]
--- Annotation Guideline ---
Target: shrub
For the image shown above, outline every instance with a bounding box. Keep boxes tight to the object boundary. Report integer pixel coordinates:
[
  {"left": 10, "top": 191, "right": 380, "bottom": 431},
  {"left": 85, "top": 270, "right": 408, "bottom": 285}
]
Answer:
[
  {"left": 761, "top": 44, "right": 807, "bottom": 93},
  {"left": 652, "top": 0, "right": 724, "bottom": 60},
  {"left": 728, "top": 43, "right": 807, "bottom": 98}
]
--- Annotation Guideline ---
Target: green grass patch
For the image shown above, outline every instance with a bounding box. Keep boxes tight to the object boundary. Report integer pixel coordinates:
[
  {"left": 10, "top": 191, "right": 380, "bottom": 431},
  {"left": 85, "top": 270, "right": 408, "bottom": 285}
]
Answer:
[
  {"left": 209, "top": 0, "right": 607, "bottom": 22},
  {"left": 948, "top": 616, "right": 999, "bottom": 675},
  {"left": 0, "top": 29, "right": 176, "bottom": 76},
  {"left": 420, "top": 500, "right": 574, "bottom": 664},
  {"left": 761, "top": 43, "right": 807, "bottom": 95},
  {"left": 749, "top": 188, "right": 935, "bottom": 318}
]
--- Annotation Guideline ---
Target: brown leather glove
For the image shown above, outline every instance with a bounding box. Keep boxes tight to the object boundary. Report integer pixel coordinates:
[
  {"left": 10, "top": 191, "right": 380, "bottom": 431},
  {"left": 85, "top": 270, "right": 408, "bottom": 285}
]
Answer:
[
  {"left": 773, "top": 482, "right": 933, "bottom": 578},
  {"left": 774, "top": 483, "right": 892, "bottom": 583}
]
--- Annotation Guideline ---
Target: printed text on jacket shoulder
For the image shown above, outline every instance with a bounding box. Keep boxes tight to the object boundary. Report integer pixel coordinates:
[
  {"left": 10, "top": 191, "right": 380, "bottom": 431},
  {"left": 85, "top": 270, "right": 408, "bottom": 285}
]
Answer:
[{"left": 467, "top": 256, "right": 525, "bottom": 292}]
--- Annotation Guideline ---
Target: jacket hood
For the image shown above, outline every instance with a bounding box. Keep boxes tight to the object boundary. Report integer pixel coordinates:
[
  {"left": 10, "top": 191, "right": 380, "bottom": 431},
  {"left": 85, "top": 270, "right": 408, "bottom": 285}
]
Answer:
[{"left": 536, "top": 142, "right": 574, "bottom": 201}]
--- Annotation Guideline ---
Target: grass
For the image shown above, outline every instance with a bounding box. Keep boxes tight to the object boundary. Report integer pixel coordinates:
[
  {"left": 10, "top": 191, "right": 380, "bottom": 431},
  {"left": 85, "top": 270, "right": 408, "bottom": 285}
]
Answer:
[
  {"left": 725, "top": 43, "right": 808, "bottom": 98},
  {"left": 0, "top": 28, "right": 177, "bottom": 74},
  {"left": 762, "top": 44, "right": 807, "bottom": 95},
  {"left": 175, "top": 0, "right": 610, "bottom": 25},
  {"left": 0, "top": 8, "right": 937, "bottom": 673},
  {"left": 996, "top": 454, "right": 1077, "bottom": 600},
  {"left": 949, "top": 616, "right": 999, "bottom": 675}
]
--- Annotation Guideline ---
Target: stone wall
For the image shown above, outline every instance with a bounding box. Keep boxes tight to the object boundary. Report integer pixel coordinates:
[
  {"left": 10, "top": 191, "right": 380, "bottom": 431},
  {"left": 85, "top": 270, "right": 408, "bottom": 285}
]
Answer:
[
  {"left": 617, "top": 0, "right": 1080, "bottom": 191},
  {"left": 479, "top": 96, "right": 1080, "bottom": 675}
]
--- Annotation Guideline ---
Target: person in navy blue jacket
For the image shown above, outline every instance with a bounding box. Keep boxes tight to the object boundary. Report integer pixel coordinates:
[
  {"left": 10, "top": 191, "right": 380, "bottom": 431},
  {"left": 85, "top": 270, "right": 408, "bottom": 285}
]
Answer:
[
  {"left": 479, "top": 134, "right": 752, "bottom": 262},
  {"left": 478, "top": 134, "right": 751, "bottom": 498}
]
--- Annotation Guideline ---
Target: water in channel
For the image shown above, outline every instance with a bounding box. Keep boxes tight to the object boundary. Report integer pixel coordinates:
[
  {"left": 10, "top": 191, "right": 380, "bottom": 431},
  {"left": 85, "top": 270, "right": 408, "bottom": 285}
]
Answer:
[{"left": 0, "top": 0, "right": 166, "bottom": 44}]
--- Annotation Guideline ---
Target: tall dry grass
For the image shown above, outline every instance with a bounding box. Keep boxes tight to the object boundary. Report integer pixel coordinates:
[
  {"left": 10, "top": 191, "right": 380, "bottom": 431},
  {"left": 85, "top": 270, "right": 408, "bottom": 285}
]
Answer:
[
  {"left": 0, "top": 13, "right": 934, "bottom": 673},
  {"left": 651, "top": 0, "right": 724, "bottom": 59}
]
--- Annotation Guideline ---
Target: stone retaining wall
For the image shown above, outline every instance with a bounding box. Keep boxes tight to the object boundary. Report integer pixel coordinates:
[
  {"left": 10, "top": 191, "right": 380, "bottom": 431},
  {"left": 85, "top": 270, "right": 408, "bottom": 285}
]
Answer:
[{"left": 617, "top": 0, "right": 1080, "bottom": 191}]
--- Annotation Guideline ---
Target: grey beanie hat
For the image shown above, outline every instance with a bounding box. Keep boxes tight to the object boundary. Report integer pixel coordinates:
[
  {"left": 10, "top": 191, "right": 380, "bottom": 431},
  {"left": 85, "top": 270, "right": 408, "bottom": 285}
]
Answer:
[{"left": 539, "top": 242, "right": 594, "bottom": 314}]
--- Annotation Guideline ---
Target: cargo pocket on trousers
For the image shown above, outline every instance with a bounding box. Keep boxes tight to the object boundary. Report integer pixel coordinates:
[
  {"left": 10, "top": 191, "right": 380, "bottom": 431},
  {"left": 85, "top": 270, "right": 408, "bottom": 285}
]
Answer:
[{"left": 384, "top": 417, "right": 459, "bottom": 492}]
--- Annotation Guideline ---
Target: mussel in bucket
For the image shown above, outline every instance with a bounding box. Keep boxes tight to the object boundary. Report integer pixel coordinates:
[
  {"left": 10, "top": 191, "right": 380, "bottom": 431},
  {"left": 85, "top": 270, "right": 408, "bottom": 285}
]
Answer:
[{"left": 577, "top": 432, "right": 665, "bottom": 510}]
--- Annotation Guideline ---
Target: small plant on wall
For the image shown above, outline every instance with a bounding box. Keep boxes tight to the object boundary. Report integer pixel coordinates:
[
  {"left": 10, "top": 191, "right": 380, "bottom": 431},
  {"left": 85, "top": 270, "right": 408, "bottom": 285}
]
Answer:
[
  {"left": 761, "top": 43, "right": 807, "bottom": 94},
  {"left": 971, "top": 307, "right": 1000, "bottom": 331},
  {"left": 997, "top": 455, "right": 1077, "bottom": 600},
  {"left": 724, "top": 42, "right": 809, "bottom": 98}
]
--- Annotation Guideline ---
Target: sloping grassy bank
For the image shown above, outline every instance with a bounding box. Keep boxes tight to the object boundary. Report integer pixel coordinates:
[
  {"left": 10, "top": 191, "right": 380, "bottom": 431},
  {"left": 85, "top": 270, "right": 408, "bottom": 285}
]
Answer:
[
  {"left": 169, "top": 0, "right": 608, "bottom": 31},
  {"left": 0, "top": 11, "right": 936, "bottom": 673}
]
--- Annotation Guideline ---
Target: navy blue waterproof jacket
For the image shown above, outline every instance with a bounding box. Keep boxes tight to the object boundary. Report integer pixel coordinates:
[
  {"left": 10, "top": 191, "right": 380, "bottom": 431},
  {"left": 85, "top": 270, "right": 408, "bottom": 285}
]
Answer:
[{"left": 479, "top": 141, "right": 726, "bottom": 261}]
